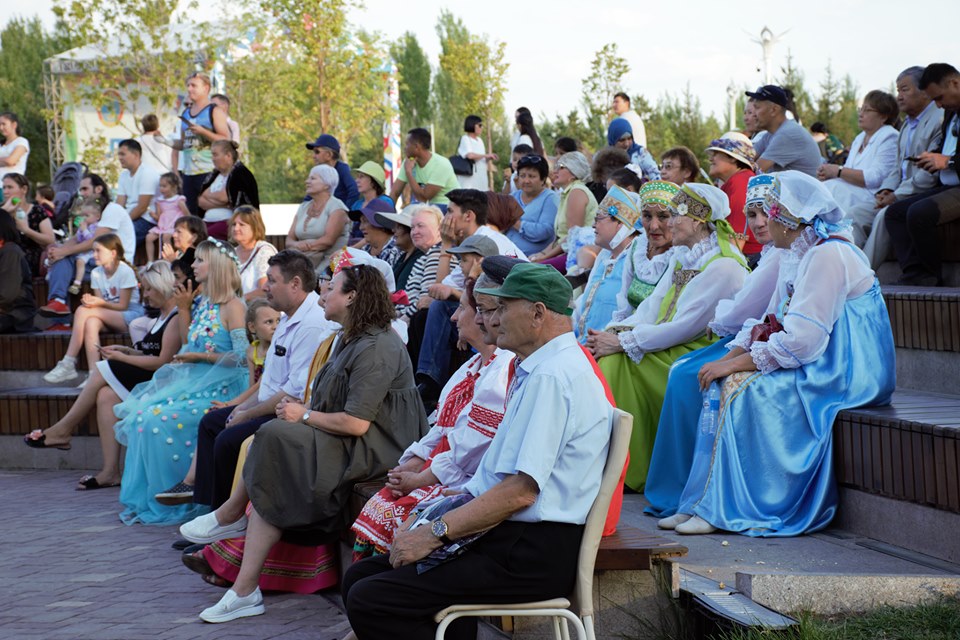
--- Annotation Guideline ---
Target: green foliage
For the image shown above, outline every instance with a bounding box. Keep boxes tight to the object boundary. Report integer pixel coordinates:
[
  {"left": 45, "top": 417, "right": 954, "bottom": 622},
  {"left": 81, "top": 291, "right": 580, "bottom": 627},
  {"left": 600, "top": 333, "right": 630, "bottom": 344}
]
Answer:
[
  {"left": 717, "top": 597, "right": 960, "bottom": 640},
  {"left": 777, "top": 50, "right": 814, "bottom": 125},
  {"left": 53, "top": 0, "right": 220, "bottom": 123},
  {"left": 0, "top": 16, "right": 75, "bottom": 183},
  {"left": 390, "top": 32, "right": 432, "bottom": 128},
  {"left": 644, "top": 87, "right": 723, "bottom": 171},
  {"left": 227, "top": 0, "right": 390, "bottom": 201},
  {"left": 433, "top": 9, "right": 510, "bottom": 167}
]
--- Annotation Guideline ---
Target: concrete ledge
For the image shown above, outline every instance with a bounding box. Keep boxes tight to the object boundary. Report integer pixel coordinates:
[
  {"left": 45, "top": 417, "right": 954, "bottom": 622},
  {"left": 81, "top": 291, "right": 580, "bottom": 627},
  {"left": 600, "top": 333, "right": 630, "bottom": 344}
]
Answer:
[
  {"left": 0, "top": 435, "right": 103, "bottom": 472},
  {"left": 895, "top": 349, "right": 960, "bottom": 395},
  {"left": 736, "top": 571, "right": 960, "bottom": 615},
  {"left": 835, "top": 487, "right": 960, "bottom": 564}
]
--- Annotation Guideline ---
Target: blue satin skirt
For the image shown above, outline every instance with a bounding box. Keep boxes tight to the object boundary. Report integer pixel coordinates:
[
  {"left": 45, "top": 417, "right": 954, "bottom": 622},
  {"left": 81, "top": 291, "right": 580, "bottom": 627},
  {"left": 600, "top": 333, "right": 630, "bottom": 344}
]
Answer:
[
  {"left": 644, "top": 336, "right": 734, "bottom": 517},
  {"left": 679, "top": 282, "right": 895, "bottom": 536}
]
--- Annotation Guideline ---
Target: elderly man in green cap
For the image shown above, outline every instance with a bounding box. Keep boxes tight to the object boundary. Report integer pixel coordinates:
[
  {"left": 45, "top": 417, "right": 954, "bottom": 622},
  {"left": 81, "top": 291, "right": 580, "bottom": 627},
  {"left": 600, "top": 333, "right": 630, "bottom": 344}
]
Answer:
[{"left": 343, "top": 261, "right": 616, "bottom": 640}]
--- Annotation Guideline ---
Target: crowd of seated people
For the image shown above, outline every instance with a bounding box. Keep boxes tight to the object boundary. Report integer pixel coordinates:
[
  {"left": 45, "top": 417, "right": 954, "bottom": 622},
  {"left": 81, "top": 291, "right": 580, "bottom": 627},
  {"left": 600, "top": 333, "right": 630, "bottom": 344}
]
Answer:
[{"left": 9, "top": 60, "right": 960, "bottom": 637}]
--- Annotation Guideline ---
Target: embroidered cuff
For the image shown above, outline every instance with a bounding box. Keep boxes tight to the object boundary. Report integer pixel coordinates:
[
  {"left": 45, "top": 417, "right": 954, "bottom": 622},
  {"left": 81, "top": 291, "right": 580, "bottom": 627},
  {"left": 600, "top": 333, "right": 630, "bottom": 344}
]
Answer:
[
  {"left": 750, "top": 341, "right": 780, "bottom": 374},
  {"left": 708, "top": 319, "right": 735, "bottom": 338},
  {"left": 619, "top": 330, "right": 646, "bottom": 364}
]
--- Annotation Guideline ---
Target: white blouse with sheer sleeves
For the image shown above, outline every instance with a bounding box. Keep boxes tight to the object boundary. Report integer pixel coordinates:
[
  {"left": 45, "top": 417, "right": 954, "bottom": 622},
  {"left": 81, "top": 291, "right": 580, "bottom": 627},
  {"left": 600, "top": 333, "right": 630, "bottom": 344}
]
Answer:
[
  {"left": 707, "top": 244, "right": 783, "bottom": 337},
  {"left": 612, "top": 234, "right": 747, "bottom": 363},
  {"left": 744, "top": 233, "right": 874, "bottom": 373}
]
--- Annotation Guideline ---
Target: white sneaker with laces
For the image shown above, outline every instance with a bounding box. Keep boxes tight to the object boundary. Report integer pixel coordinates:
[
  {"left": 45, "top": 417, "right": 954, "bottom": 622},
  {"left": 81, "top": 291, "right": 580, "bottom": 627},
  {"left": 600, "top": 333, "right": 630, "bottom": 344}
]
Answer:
[
  {"left": 44, "top": 359, "right": 79, "bottom": 384},
  {"left": 199, "top": 588, "right": 264, "bottom": 623}
]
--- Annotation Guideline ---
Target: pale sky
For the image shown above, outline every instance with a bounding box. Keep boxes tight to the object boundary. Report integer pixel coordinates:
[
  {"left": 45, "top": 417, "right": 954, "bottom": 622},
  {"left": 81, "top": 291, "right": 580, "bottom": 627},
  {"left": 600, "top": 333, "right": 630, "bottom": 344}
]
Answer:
[{"left": 8, "top": 0, "right": 958, "bottom": 124}]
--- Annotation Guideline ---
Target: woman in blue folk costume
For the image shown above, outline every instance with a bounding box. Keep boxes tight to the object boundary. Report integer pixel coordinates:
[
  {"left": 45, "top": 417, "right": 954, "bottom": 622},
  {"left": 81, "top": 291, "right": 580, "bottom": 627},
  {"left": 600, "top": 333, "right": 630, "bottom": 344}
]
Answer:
[
  {"left": 115, "top": 239, "right": 249, "bottom": 525},
  {"left": 646, "top": 175, "right": 783, "bottom": 519},
  {"left": 587, "top": 183, "right": 748, "bottom": 491},
  {"left": 666, "top": 171, "right": 895, "bottom": 536}
]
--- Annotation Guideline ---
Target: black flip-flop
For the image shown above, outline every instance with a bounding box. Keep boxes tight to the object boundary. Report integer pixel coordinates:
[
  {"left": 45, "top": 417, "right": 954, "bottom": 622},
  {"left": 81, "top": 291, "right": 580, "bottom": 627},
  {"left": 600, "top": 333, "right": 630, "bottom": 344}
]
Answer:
[
  {"left": 76, "top": 475, "right": 120, "bottom": 491},
  {"left": 23, "top": 433, "right": 71, "bottom": 451}
]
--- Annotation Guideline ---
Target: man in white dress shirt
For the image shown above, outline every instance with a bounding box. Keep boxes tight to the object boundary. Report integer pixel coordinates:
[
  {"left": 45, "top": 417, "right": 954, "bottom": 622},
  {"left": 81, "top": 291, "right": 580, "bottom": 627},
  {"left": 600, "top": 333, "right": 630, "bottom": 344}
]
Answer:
[
  {"left": 343, "top": 262, "right": 614, "bottom": 640},
  {"left": 609, "top": 92, "right": 647, "bottom": 148}
]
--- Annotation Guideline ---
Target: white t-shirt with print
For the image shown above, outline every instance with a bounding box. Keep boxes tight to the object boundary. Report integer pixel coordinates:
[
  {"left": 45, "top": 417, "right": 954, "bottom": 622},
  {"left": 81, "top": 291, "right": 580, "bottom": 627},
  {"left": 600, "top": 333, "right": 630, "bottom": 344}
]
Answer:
[{"left": 91, "top": 262, "right": 140, "bottom": 306}]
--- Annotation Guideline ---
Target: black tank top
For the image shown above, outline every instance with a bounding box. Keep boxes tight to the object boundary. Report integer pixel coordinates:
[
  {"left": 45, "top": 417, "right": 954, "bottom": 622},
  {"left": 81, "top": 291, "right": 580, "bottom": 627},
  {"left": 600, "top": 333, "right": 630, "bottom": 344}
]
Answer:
[{"left": 136, "top": 309, "right": 178, "bottom": 356}]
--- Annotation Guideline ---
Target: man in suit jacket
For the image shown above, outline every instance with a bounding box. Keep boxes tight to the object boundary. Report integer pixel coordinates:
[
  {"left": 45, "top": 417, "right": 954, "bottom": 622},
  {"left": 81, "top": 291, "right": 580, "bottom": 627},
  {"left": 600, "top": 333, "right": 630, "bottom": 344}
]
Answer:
[
  {"left": 849, "top": 66, "right": 943, "bottom": 266},
  {"left": 885, "top": 63, "right": 960, "bottom": 285}
]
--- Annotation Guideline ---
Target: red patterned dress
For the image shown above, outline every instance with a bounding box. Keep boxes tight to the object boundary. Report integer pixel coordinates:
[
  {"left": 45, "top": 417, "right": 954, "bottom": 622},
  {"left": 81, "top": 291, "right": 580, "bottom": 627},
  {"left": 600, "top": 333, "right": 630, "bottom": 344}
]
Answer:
[{"left": 351, "top": 349, "right": 513, "bottom": 558}]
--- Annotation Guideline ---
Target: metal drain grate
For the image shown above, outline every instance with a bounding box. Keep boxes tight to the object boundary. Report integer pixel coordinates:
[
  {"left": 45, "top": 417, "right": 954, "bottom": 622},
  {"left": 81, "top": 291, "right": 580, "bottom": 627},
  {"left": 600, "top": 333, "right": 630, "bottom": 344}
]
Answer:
[{"left": 680, "top": 568, "right": 797, "bottom": 629}]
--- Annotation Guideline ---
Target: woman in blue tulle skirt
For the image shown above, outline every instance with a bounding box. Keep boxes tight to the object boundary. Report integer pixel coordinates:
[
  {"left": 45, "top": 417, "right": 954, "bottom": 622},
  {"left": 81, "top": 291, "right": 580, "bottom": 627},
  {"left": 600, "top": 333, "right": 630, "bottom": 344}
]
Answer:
[
  {"left": 662, "top": 172, "right": 895, "bottom": 537},
  {"left": 115, "top": 240, "right": 249, "bottom": 525}
]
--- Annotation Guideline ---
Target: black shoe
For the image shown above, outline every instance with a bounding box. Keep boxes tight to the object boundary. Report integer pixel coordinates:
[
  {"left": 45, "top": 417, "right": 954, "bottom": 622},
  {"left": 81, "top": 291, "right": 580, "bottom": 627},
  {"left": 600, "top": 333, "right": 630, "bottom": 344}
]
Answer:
[
  {"left": 172, "top": 538, "right": 193, "bottom": 551},
  {"left": 182, "top": 543, "right": 206, "bottom": 554}
]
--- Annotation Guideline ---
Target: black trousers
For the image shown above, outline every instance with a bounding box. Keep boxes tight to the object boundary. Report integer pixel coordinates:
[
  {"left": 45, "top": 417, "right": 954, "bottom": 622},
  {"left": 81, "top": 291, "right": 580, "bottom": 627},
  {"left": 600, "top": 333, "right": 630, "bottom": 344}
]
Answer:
[
  {"left": 885, "top": 185, "right": 960, "bottom": 282},
  {"left": 342, "top": 521, "right": 583, "bottom": 640},
  {"left": 192, "top": 405, "right": 273, "bottom": 508}
]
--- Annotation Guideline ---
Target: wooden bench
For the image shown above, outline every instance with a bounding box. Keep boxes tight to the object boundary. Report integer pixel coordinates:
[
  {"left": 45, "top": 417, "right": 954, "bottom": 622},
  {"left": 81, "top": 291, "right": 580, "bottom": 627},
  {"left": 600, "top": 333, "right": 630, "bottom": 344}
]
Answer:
[
  {"left": 882, "top": 285, "right": 960, "bottom": 352},
  {"left": 0, "top": 387, "right": 98, "bottom": 436},
  {"left": 835, "top": 389, "right": 960, "bottom": 513},
  {"left": 0, "top": 331, "right": 131, "bottom": 371}
]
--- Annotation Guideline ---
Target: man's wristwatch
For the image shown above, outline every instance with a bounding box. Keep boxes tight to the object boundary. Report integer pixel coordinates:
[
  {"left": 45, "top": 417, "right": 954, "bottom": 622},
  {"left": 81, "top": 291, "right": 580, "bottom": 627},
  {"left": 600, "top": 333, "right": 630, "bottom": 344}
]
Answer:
[
  {"left": 301, "top": 411, "right": 311, "bottom": 424},
  {"left": 431, "top": 518, "right": 454, "bottom": 545}
]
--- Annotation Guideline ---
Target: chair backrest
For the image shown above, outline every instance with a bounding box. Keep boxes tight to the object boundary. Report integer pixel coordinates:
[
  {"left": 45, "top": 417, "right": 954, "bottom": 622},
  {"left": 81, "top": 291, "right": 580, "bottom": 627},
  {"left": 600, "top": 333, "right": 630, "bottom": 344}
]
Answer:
[{"left": 572, "top": 408, "right": 633, "bottom": 618}]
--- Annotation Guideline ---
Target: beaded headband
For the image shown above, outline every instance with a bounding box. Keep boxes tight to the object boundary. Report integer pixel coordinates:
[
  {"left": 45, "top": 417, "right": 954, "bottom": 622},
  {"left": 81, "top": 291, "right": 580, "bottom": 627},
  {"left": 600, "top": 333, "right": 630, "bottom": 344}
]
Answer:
[
  {"left": 639, "top": 180, "right": 681, "bottom": 210},
  {"left": 207, "top": 238, "right": 241, "bottom": 267},
  {"left": 669, "top": 188, "right": 712, "bottom": 223}
]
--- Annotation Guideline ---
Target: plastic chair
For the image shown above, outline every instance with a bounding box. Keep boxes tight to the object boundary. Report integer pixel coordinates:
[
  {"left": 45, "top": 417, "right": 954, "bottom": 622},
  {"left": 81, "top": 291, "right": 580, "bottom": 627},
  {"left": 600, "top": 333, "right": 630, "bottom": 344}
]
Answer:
[{"left": 433, "top": 408, "right": 633, "bottom": 640}]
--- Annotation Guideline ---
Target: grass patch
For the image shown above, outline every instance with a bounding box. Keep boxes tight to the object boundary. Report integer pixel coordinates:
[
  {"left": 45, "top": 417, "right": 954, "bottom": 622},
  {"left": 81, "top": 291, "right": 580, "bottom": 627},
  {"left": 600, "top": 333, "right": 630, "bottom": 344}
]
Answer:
[{"left": 716, "top": 597, "right": 960, "bottom": 640}]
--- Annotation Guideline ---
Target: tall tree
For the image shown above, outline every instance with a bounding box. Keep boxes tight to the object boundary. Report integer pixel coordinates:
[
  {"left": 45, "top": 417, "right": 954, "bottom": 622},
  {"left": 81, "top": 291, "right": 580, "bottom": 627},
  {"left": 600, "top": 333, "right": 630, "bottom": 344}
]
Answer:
[
  {"left": 581, "top": 43, "right": 629, "bottom": 150},
  {"left": 390, "top": 32, "right": 432, "bottom": 129},
  {"left": 0, "top": 16, "right": 74, "bottom": 183},
  {"left": 433, "top": 10, "right": 509, "bottom": 162},
  {"left": 258, "top": 0, "right": 389, "bottom": 159},
  {"left": 777, "top": 49, "right": 813, "bottom": 125},
  {"left": 815, "top": 60, "right": 842, "bottom": 128}
]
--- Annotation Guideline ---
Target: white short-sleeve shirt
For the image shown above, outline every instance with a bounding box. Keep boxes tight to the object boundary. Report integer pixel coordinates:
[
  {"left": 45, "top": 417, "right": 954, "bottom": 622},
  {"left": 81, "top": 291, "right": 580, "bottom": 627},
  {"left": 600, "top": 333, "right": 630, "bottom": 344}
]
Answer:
[
  {"left": 98, "top": 202, "right": 136, "bottom": 263},
  {"left": 118, "top": 164, "right": 161, "bottom": 223}
]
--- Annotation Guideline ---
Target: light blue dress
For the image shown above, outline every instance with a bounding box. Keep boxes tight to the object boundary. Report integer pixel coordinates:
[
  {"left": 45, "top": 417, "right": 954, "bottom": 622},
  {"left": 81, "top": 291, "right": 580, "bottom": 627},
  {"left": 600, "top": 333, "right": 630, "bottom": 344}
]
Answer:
[
  {"left": 573, "top": 248, "right": 628, "bottom": 345},
  {"left": 675, "top": 239, "right": 895, "bottom": 536},
  {"left": 115, "top": 297, "right": 249, "bottom": 525},
  {"left": 645, "top": 246, "right": 784, "bottom": 517}
]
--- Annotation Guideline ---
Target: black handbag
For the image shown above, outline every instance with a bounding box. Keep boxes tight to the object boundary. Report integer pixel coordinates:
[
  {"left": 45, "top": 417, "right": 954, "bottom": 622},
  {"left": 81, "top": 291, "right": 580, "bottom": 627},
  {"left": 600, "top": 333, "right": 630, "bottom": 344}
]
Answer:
[{"left": 449, "top": 155, "right": 474, "bottom": 176}]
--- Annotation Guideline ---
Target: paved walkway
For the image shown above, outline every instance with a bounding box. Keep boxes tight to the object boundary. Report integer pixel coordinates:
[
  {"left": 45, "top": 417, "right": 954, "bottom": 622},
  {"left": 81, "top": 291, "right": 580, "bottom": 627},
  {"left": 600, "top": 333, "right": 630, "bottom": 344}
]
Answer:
[{"left": 0, "top": 470, "right": 350, "bottom": 640}]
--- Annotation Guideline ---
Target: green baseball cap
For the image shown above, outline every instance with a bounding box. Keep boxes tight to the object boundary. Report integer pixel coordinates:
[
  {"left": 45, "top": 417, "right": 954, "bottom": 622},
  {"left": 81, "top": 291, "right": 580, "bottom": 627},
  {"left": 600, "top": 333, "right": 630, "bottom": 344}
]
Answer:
[{"left": 475, "top": 262, "right": 573, "bottom": 316}]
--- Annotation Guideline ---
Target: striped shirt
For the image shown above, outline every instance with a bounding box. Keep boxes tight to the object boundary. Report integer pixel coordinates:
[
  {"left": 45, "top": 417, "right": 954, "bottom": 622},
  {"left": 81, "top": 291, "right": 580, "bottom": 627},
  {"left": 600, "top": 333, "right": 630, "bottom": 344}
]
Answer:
[{"left": 399, "top": 243, "right": 444, "bottom": 319}]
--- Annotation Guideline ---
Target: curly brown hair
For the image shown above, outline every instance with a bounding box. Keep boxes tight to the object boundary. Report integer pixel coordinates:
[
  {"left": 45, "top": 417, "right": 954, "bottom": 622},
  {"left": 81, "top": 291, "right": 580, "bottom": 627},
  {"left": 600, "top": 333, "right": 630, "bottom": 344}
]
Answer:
[{"left": 340, "top": 264, "right": 395, "bottom": 341}]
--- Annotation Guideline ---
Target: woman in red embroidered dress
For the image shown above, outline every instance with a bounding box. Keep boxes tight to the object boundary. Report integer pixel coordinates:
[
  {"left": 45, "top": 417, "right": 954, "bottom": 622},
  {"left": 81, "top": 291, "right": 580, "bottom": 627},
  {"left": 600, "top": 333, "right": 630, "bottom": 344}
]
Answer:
[{"left": 351, "top": 275, "right": 513, "bottom": 558}]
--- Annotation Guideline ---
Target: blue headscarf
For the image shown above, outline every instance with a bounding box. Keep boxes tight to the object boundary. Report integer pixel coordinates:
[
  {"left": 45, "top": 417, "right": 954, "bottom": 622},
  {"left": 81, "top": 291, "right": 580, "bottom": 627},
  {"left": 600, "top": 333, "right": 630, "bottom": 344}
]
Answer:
[{"left": 607, "top": 117, "right": 641, "bottom": 157}]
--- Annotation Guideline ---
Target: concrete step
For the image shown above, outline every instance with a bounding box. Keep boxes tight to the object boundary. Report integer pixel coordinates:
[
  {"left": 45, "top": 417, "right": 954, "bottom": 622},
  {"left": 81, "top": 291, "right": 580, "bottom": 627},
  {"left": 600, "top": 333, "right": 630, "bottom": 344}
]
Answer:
[{"left": 620, "top": 495, "right": 960, "bottom": 618}]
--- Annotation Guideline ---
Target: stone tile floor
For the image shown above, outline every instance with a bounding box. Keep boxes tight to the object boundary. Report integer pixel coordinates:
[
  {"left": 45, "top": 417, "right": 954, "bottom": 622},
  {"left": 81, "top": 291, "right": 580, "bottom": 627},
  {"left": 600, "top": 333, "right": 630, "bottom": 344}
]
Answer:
[{"left": 0, "top": 470, "right": 351, "bottom": 639}]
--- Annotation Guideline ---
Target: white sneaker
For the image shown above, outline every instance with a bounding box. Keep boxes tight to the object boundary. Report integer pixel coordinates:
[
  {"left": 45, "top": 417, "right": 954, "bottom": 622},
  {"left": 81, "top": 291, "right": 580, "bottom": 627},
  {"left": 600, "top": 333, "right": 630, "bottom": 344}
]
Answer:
[
  {"left": 674, "top": 515, "right": 717, "bottom": 535},
  {"left": 76, "top": 377, "right": 88, "bottom": 389},
  {"left": 44, "top": 360, "right": 79, "bottom": 384},
  {"left": 180, "top": 511, "right": 248, "bottom": 544},
  {"left": 657, "top": 513, "right": 693, "bottom": 530},
  {"left": 199, "top": 588, "right": 264, "bottom": 623}
]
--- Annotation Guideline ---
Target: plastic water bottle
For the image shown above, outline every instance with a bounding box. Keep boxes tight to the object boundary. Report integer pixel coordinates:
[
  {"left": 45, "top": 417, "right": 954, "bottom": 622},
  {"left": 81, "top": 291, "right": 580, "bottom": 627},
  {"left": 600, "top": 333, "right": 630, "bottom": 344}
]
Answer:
[
  {"left": 12, "top": 197, "right": 25, "bottom": 220},
  {"left": 698, "top": 381, "right": 721, "bottom": 435}
]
